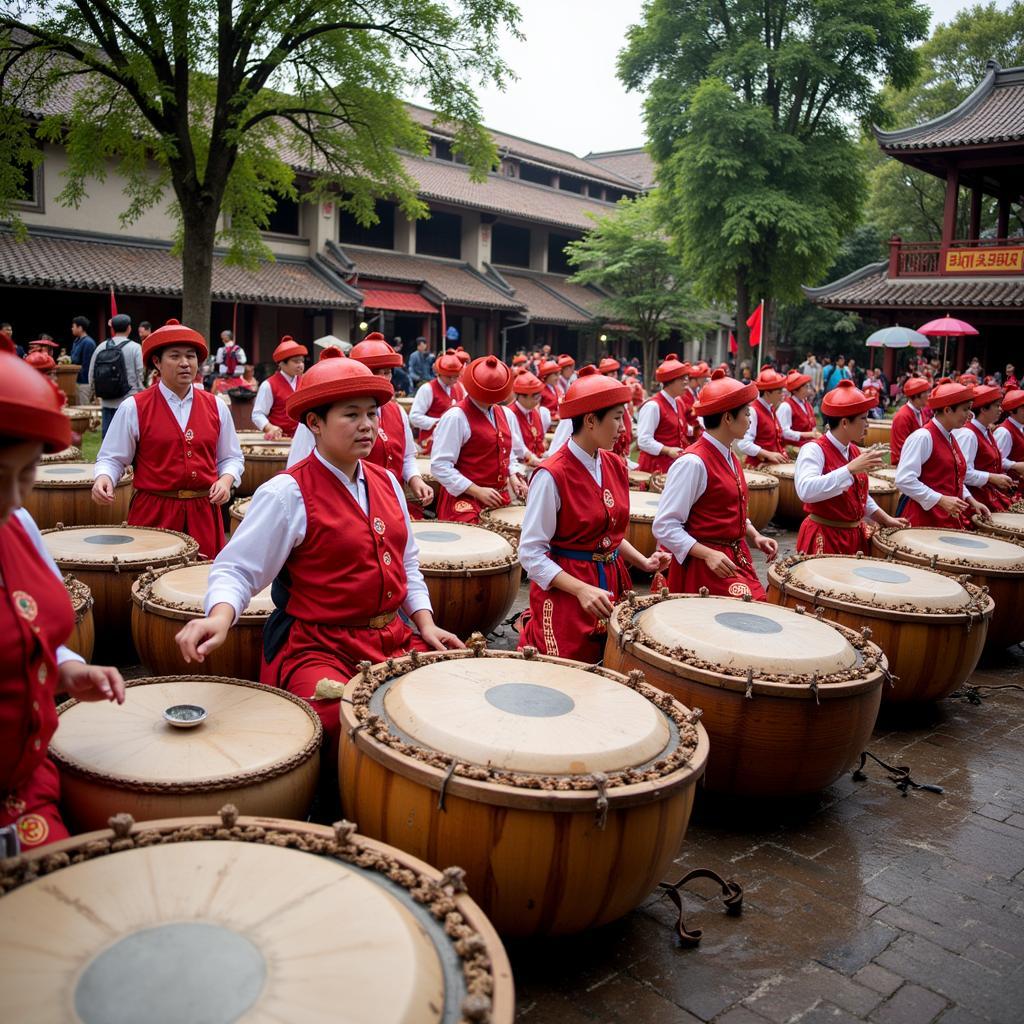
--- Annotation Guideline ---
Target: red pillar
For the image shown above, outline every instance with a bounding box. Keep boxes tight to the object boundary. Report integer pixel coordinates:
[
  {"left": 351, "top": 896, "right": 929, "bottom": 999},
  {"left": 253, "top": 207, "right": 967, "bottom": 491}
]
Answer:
[
  {"left": 888, "top": 235, "right": 902, "bottom": 278},
  {"left": 941, "top": 165, "right": 959, "bottom": 250},
  {"left": 883, "top": 347, "right": 896, "bottom": 382},
  {"left": 968, "top": 188, "right": 982, "bottom": 242}
]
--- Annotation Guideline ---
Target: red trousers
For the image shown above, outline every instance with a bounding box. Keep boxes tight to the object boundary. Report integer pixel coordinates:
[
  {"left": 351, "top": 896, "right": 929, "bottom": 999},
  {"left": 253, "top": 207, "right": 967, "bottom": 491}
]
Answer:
[
  {"left": 904, "top": 499, "right": 972, "bottom": 531},
  {"left": 436, "top": 488, "right": 509, "bottom": 524},
  {"left": 796, "top": 519, "right": 870, "bottom": 555},
  {"left": 1, "top": 758, "right": 68, "bottom": 851},
  {"left": 667, "top": 540, "right": 766, "bottom": 601},
  {"left": 637, "top": 451, "right": 676, "bottom": 474},
  {"left": 130, "top": 491, "right": 225, "bottom": 559}
]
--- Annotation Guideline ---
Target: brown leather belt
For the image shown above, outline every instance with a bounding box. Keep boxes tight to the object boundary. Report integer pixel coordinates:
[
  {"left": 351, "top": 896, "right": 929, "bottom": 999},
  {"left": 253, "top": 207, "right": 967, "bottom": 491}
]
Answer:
[
  {"left": 692, "top": 536, "right": 751, "bottom": 568},
  {"left": 339, "top": 611, "right": 396, "bottom": 630},
  {"left": 142, "top": 488, "right": 210, "bottom": 500},
  {"left": 809, "top": 514, "right": 862, "bottom": 530}
]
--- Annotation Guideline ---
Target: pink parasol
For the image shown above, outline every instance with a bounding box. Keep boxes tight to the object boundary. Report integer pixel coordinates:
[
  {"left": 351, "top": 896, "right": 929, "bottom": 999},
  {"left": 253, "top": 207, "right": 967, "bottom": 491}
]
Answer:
[{"left": 917, "top": 315, "right": 978, "bottom": 376}]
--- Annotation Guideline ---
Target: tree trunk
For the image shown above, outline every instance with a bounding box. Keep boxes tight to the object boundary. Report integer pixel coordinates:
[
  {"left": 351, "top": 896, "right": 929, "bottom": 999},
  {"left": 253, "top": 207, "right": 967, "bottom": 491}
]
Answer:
[
  {"left": 641, "top": 333, "right": 660, "bottom": 390},
  {"left": 734, "top": 268, "right": 754, "bottom": 371},
  {"left": 179, "top": 205, "right": 219, "bottom": 346}
]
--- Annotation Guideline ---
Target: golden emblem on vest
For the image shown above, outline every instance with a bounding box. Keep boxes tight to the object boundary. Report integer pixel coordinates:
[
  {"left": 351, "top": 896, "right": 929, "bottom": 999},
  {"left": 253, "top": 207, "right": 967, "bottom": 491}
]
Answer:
[
  {"left": 13, "top": 591, "right": 38, "bottom": 622},
  {"left": 727, "top": 581, "right": 753, "bottom": 598},
  {"left": 184, "top": 428, "right": 194, "bottom": 442},
  {"left": 372, "top": 517, "right": 386, "bottom": 535},
  {"left": 378, "top": 428, "right": 389, "bottom": 442},
  {"left": 602, "top": 488, "right": 614, "bottom": 508},
  {"left": 16, "top": 813, "right": 49, "bottom": 846},
  {"left": 454, "top": 500, "right": 473, "bottom": 514}
]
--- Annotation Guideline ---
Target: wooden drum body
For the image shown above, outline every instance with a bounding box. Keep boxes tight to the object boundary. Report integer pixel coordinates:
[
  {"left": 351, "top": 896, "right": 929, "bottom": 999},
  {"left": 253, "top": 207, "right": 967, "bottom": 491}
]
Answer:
[
  {"left": 628, "top": 470, "right": 652, "bottom": 491},
  {"left": 605, "top": 593, "right": 886, "bottom": 797},
  {"left": 0, "top": 813, "right": 514, "bottom": 1024},
  {"left": 238, "top": 441, "right": 290, "bottom": 496},
  {"left": 51, "top": 676, "right": 322, "bottom": 829},
  {"left": 867, "top": 475, "right": 899, "bottom": 517},
  {"left": 64, "top": 405, "right": 93, "bottom": 435},
  {"left": 480, "top": 504, "right": 525, "bottom": 545},
  {"left": 228, "top": 495, "right": 251, "bottom": 534},
  {"left": 872, "top": 527, "right": 1024, "bottom": 653},
  {"left": 744, "top": 470, "right": 780, "bottom": 531},
  {"left": 55, "top": 362, "right": 80, "bottom": 403},
  {"left": 132, "top": 562, "right": 271, "bottom": 680},
  {"left": 413, "top": 522, "right": 521, "bottom": 638},
  {"left": 63, "top": 574, "right": 95, "bottom": 662},
  {"left": 25, "top": 463, "right": 133, "bottom": 529},
  {"left": 339, "top": 648, "right": 708, "bottom": 936},
  {"left": 627, "top": 490, "right": 662, "bottom": 557},
  {"left": 765, "top": 463, "right": 800, "bottom": 524},
  {"left": 767, "top": 554, "right": 992, "bottom": 703},
  {"left": 974, "top": 511, "right": 1024, "bottom": 544},
  {"left": 864, "top": 419, "right": 892, "bottom": 449}
]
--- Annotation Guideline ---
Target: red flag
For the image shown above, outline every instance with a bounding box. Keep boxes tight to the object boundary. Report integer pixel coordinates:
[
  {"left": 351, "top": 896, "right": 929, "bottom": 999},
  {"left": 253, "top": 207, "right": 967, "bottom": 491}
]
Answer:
[
  {"left": 440, "top": 301, "right": 447, "bottom": 346},
  {"left": 745, "top": 302, "right": 763, "bottom": 347},
  {"left": 109, "top": 285, "right": 118, "bottom": 319},
  {"left": 728, "top": 331, "right": 737, "bottom": 355}
]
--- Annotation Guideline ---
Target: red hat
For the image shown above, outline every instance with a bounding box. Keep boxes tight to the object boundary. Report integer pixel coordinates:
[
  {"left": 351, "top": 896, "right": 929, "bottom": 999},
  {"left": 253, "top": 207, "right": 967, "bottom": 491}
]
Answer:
[
  {"left": 559, "top": 368, "right": 632, "bottom": 419},
  {"left": 1001, "top": 389, "right": 1024, "bottom": 413},
  {"left": 513, "top": 371, "right": 544, "bottom": 395},
  {"left": 902, "top": 377, "right": 932, "bottom": 397},
  {"left": 454, "top": 347, "right": 471, "bottom": 365},
  {"left": 142, "top": 319, "right": 209, "bottom": 365},
  {"left": 692, "top": 361, "right": 710, "bottom": 377},
  {"left": 272, "top": 336, "right": 308, "bottom": 363},
  {"left": 287, "top": 354, "right": 393, "bottom": 420},
  {"left": 319, "top": 346, "right": 343, "bottom": 361},
  {"left": 821, "top": 379, "right": 877, "bottom": 418},
  {"left": 0, "top": 351, "right": 71, "bottom": 451},
  {"left": 463, "top": 355, "right": 513, "bottom": 405},
  {"left": 785, "top": 370, "right": 811, "bottom": 392},
  {"left": 972, "top": 384, "right": 1002, "bottom": 409},
  {"left": 538, "top": 359, "right": 560, "bottom": 379},
  {"left": 28, "top": 339, "right": 58, "bottom": 349},
  {"left": 25, "top": 351, "right": 57, "bottom": 372},
  {"left": 0, "top": 330, "right": 14, "bottom": 355},
  {"left": 512, "top": 353, "right": 528, "bottom": 366},
  {"left": 349, "top": 336, "right": 401, "bottom": 370},
  {"left": 599, "top": 357, "right": 620, "bottom": 374},
  {"left": 623, "top": 366, "right": 638, "bottom": 377},
  {"left": 434, "top": 350, "right": 463, "bottom": 377},
  {"left": 694, "top": 368, "right": 757, "bottom": 416},
  {"left": 927, "top": 377, "right": 974, "bottom": 410},
  {"left": 655, "top": 357, "right": 689, "bottom": 384},
  {"left": 557, "top": 354, "right": 575, "bottom": 369},
  {"left": 754, "top": 368, "right": 788, "bottom": 392},
  {"left": 958, "top": 373, "right": 979, "bottom": 386}
]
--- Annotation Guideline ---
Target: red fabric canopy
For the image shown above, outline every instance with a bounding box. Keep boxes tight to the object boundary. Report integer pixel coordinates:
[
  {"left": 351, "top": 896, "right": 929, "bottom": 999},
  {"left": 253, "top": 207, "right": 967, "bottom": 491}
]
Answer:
[{"left": 360, "top": 288, "right": 438, "bottom": 314}]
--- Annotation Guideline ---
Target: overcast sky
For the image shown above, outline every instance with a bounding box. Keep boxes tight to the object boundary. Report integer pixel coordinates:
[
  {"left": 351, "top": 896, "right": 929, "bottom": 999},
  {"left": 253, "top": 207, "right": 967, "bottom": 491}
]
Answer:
[{"left": 440, "top": 0, "right": 1016, "bottom": 156}]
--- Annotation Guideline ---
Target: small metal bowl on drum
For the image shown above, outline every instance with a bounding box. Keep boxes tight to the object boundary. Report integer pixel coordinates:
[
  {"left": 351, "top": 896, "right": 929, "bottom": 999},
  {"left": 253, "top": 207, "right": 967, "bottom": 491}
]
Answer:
[
  {"left": 131, "top": 562, "right": 272, "bottom": 681},
  {"left": 238, "top": 441, "right": 291, "bottom": 497},
  {"left": 867, "top": 474, "right": 899, "bottom": 517},
  {"left": 627, "top": 490, "right": 662, "bottom": 557},
  {"left": 767, "top": 554, "right": 993, "bottom": 703},
  {"left": 479, "top": 504, "right": 526, "bottom": 545},
  {"left": 605, "top": 592, "right": 886, "bottom": 797},
  {"left": 228, "top": 495, "right": 251, "bottom": 534},
  {"left": 628, "top": 469, "right": 652, "bottom": 491},
  {"left": 0, "top": 811, "right": 514, "bottom": 1024},
  {"left": 24, "top": 463, "right": 132, "bottom": 529},
  {"left": 743, "top": 470, "right": 780, "bottom": 531},
  {"left": 63, "top": 574, "right": 95, "bottom": 661},
  {"left": 872, "top": 527, "right": 1024, "bottom": 653},
  {"left": 764, "top": 463, "right": 800, "bottom": 524},
  {"left": 412, "top": 522, "right": 521, "bottom": 638},
  {"left": 50, "top": 675, "right": 322, "bottom": 830},
  {"left": 39, "top": 444, "right": 82, "bottom": 464},
  {"left": 864, "top": 419, "right": 892, "bottom": 449},
  {"left": 973, "top": 511, "right": 1024, "bottom": 544},
  {"left": 338, "top": 646, "right": 708, "bottom": 937}
]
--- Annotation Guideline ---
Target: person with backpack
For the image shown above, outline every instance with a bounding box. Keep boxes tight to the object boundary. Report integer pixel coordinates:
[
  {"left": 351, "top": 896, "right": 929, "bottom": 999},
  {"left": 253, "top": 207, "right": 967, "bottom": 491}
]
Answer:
[
  {"left": 822, "top": 354, "right": 851, "bottom": 394},
  {"left": 88, "top": 313, "right": 144, "bottom": 436}
]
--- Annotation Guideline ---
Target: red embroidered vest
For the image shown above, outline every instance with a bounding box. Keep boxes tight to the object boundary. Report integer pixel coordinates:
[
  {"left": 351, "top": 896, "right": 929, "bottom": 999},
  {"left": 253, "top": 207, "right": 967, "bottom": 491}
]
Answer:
[
  {"left": 612, "top": 404, "right": 633, "bottom": 459},
  {"left": 648, "top": 390, "right": 686, "bottom": 450},
  {"left": 132, "top": 385, "right": 220, "bottom": 492},
  {"left": 890, "top": 403, "right": 922, "bottom": 465},
  {"left": 420, "top": 379, "right": 465, "bottom": 447},
  {"left": 684, "top": 436, "right": 748, "bottom": 541},
  {"left": 454, "top": 399, "right": 512, "bottom": 490},
  {"left": 267, "top": 372, "right": 299, "bottom": 437},
  {"left": 996, "top": 419, "right": 1024, "bottom": 466},
  {"left": 802, "top": 436, "right": 868, "bottom": 521},
  {"left": 366, "top": 400, "right": 407, "bottom": 479},
  {"left": 511, "top": 402, "right": 546, "bottom": 457},
  {"left": 785, "top": 397, "right": 816, "bottom": 442},
  {"left": 967, "top": 421, "right": 1003, "bottom": 479},
  {"left": 752, "top": 400, "right": 784, "bottom": 454},
  {"left": 682, "top": 388, "right": 702, "bottom": 441},
  {"left": 540, "top": 384, "right": 561, "bottom": 420},
  {"left": 917, "top": 421, "right": 967, "bottom": 501},
  {"left": 540, "top": 446, "right": 630, "bottom": 553}
]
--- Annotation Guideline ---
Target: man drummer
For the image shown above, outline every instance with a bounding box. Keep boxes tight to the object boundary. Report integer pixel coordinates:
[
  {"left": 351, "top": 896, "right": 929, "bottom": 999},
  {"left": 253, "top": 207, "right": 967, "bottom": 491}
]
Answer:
[
  {"left": 890, "top": 377, "right": 932, "bottom": 465},
  {"left": 794, "top": 380, "right": 909, "bottom": 555},
  {"left": 431, "top": 355, "right": 528, "bottom": 522},
  {"left": 91, "top": 319, "right": 244, "bottom": 559},
  {"left": 538, "top": 359, "right": 562, "bottom": 419},
  {"left": 518, "top": 372, "right": 670, "bottom": 663},
  {"left": 252, "top": 336, "right": 307, "bottom": 440},
  {"left": 895, "top": 377, "right": 990, "bottom": 529},
  {"left": 636, "top": 356, "right": 690, "bottom": 474},
  {"left": 508, "top": 370, "right": 550, "bottom": 466},
  {"left": 778, "top": 371, "right": 820, "bottom": 449},
  {"left": 409, "top": 349, "right": 465, "bottom": 453},
  {"left": 954, "top": 384, "right": 1016, "bottom": 513},
  {"left": 736, "top": 368, "right": 789, "bottom": 467},
  {"left": 176, "top": 357, "right": 462, "bottom": 758},
  {"left": 556, "top": 354, "right": 576, "bottom": 394},
  {"left": 995, "top": 389, "right": 1024, "bottom": 495},
  {"left": 653, "top": 369, "right": 777, "bottom": 600}
]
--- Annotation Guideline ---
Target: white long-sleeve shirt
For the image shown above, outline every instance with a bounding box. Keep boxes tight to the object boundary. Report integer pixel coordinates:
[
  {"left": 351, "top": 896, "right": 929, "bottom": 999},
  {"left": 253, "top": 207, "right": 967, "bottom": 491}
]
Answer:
[
  {"left": 652, "top": 432, "right": 750, "bottom": 564},
  {"left": 251, "top": 371, "right": 299, "bottom": 430},
  {"left": 995, "top": 418, "right": 1024, "bottom": 464},
  {"left": 736, "top": 398, "right": 776, "bottom": 458},
  {"left": 776, "top": 399, "right": 815, "bottom": 444},
  {"left": 429, "top": 402, "right": 523, "bottom": 497},
  {"left": 205, "top": 450, "right": 430, "bottom": 622},
  {"left": 794, "top": 433, "right": 880, "bottom": 516},
  {"left": 94, "top": 382, "right": 244, "bottom": 488},
  {"left": 214, "top": 345, "right": 247, "bottom": 375},
  {"left": 548, "top": 416, "right": 573, "bottom": 455},
  {"left": 410, "top": 380, "right": 455, "bottom": 431},
  {"left": 637, "top": 393, "right": 677, "bottom": 456},
  {"left": 519, "top": 439, "right": 603, "bottom": 591},
  {"left": 894, "top": 423, "right": 971, "bottom": 510},
  {"left": 955, "top": 423, "right": 1012, "bottom": 483}
]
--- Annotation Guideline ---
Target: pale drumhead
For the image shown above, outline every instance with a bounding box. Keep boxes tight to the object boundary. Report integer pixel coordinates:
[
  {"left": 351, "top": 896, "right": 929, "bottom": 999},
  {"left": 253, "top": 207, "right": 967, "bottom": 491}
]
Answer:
[
  {"left": 236, "top": 431, "right": 280, "bottom": 445},
  {"left": 484, "top": 505, "right": 526, "bottom": 532},
  {"left": 629, "top": 471, "right": 652, "bottom": 489},
  {"left": 384, "top": 657, "right": 670, "bottom": 774},
  {"left": 785, "top": 557, "right": 970, "bottom": 610},
  {"left": 230, "top": 497, "right": 252, "bottom": 520},
  {"left": 34, "top": 462, "right": 128, "bottom": 486},
  {"left": 867, "top": 475, "right": 897, "bottom": 495},
  {"left": 873, "top": 467, "right": 898, "bottom": 483},
  {"left": 151, "top": 563, "right": 273, "bottom": 615},
  {"left": 412, "top": 522, "right": 514, "bottom": 567},
  {"left": 415, "top": 457, "right": 434, "bottom": 479},
  {"left": 44, "top": 527, "right": 190, "bottom": 564},
  {"left": 0, "top": 842, "right": 445, "bottom": 1024},
  {"left": 767, "top": 463, "right": 797, "bottom": 481},
  {"left": 987, "top": 512, "right": 1024, "bottom": 537},
  {"left": 635, "top": 596, "right": 857, "bottom": 675},
  {"left": 743, "top": 470, "right": 778, "bottom": 491},
  {"left": 241, "top": 443, "right": 290, "bottom": 457},
  {"left": 629, "top": 490, "right": 662, "bottom": 521},
  {"left": 885, "top": 528, "right": 1024, "bottom": 568},
  {"left": 51, "top": 679, "right": 318, "bottom": 785}
]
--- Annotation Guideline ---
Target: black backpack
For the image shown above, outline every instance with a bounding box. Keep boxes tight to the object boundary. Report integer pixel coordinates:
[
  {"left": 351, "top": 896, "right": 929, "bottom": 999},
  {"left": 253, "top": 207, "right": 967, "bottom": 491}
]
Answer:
[{"left": 93, "top": 340, "right": 131, "bottom": 399}]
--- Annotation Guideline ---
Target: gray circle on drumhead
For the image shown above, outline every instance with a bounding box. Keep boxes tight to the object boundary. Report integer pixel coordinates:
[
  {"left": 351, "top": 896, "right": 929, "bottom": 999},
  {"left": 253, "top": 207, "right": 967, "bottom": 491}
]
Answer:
[
  {"left": 75, "top": 922, "right": 265, "bottom": 1024},
  {"left": 853, "top": 566, "right": 911, "bottom": 585},
  {"left": 646, "top": 500, "right": 659, "bottom": 508},
  {"left": 84, "top": 534, "right": 134, "bottom": 545},
  {"left": 416, "top": 530, "right": 462, "bottom": 543},
  {"left": 938, "top": 535, "right": 987, "bottom": 550},
  {"left": 49, "top": 466, "right": 87, "bottom": 474},
  {"left": 485, "top": 682, "right": 575, "bottom": 717},
  {"left": 714, "top": 611, "right": 784, "bottom": 634}
]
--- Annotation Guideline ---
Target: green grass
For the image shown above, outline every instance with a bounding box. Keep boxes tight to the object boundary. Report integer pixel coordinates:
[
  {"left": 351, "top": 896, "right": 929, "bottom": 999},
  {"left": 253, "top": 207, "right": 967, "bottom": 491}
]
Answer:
[{"left": 80, "top": 430, "right": 101, "bottom": 462}]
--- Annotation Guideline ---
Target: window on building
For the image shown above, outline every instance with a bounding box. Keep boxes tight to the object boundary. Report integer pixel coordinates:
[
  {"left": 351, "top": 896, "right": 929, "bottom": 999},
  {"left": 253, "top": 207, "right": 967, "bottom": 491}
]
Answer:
[
  {"left": 433, "top": 138, "right": 453, "bottom": 161},
  {"left": 416, "top": 209, "right": 462, "bottom": 259},
  {"left": 11, "top": 157, "right": 41, "bottom": 208},
  {"left": 265, "top": 194, "right": 301, "bottom": 236},
  {"left": 339, "top": 200, "right": 395, "bottom": 249},
  {"left": 559, "top": 175, "right": 585, "bottom": 195},
  {"left": 519, "top": 163, "right": 553, "bottom": 187},
  {"left": 500, "top": 159, "right": 519, "bottom": 178},
  {"left": 491, "top": 223, "right": 531, "bottom": 267},
  {"left": 604, "top": 188, "right": 625, "bottom": 203},
  {"left": 548, "top": 233, "right": 577, "bottom": 275}
]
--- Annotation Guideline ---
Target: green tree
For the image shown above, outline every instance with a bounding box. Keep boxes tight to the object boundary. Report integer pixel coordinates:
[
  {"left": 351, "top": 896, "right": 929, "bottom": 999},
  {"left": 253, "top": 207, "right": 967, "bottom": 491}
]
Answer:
[
  {"left": 565, "top": 194, "right": 711, "bottom": 381},
  {"left": 618, "top": 0, "right": 929, "bottom": 368},
  {"left": 0, "top": 1, "right": 520, "bottom": 341}
]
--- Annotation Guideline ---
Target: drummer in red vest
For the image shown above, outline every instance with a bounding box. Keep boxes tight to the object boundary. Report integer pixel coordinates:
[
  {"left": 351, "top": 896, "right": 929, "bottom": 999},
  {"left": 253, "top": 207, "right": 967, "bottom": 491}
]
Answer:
[
  {"left": 538, "top": 359, "right": 562, "bottom": 419},
  {"left": 556, "top": 354, "right": 576, "bottom": 394},
  {"left": 600, "top": 357, "right": 636, "bottom": 460},
  {"left": 794, "top": 380, "right": 909, "bottom": 555},
  {"left": 252, "top": 336, "right": 307, "bottom": 439},
  {"left": 0, "top": 339, "right": 125, "bottom": 853},
  {"left": 509, "top": 370, "right": 550, "bottom": 466},
  {"left": 653, "top": 369, "right": 777, "bottom": 600},
  {"left": 736, "top": 368, "right": 790, "bottom": 467},
  {"left": 409, "top": 349, "right": 465, "bottom": 453},
  {"left": 636, "top": 356, "right": 690, "bottom": 473},
  {"left": 954, "top": 384, "right": 1017, "bottom": 513},
  {"left": 894, "top": 378, "right": 990, "bottom": 529},
  {"left": 91, "top": 319, "right": 243, "bottom": 559},
  {"left": 177, "top": 357, "right": 462, "bottom": 759},
  {"left": 890, "top": 377, "right": 932, "bottom": 464},
  {"left": 777, "top": 371, "right": 820, "bottom": 449},
  {"left": 431, "top": 356, "right": 528, "bottom": 522},
  {"left": 623, "top": 365, "right": 645, "bottom": 411},
  {"left": 518, "top": 372, "right": 670, "bottom": 663},
  {"left": 995, "top": 389, "right": 1024, "bottom": 496}
]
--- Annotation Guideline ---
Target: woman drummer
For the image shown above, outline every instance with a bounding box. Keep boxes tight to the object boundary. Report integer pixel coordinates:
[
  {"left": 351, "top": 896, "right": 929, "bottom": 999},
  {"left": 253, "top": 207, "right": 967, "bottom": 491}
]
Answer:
[
  {"left": 994, "top": 389, "right": 1024, "bottom": 497},
  {"left": 954, "top": 384, "right": 1017, "bottom": 513},
  {"left": 518, "top": 372, "right": 670, "bottom": 664},
  {"left": 252, "top": 335, "right": 307, "bottom": 440},
  {"left": 176, "top": 357, "right": 462, "bottom": 759},
  {"left": 0, "top": 340, "right": 125, "bottom": 853}
]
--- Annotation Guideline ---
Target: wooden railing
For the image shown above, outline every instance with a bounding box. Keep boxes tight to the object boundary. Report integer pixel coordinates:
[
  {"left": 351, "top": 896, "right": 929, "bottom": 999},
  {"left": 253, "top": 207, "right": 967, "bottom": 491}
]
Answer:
[{"left": 888, "top": 236, "right": 1024, "bottom": 278}]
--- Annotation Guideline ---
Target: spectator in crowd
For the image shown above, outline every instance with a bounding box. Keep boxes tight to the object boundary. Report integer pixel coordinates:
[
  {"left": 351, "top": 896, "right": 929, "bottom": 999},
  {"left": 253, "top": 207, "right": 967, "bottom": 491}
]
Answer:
[
  {"left": 88, "top": 313, "right": 144, "bottom": 436},
  {"left": 1006, "top": 364, "right": 1019, "bottom": 390},
  {"left": 823, "top": 355, "right": 850, "bottom": 392},
  {"left": 799, "top": 353, "right": 823, "bottom": 396},
  {"left": 408, "top": 337, "right": 434, "bottom": 388},
  {"left": 69, "top": 315, "right": 96, "bottom": 405},
  {"left": 0, "top": 322, "right": 21, "bottom": 357},
  {"left": 846, "top": 358, "right": 861, "bottom": 386},
  {"left": 214, "top": 329, "right": 247, "bottom": 387},
  {"left": 138, "top": 321, "right": 153, "bottom": 345}
]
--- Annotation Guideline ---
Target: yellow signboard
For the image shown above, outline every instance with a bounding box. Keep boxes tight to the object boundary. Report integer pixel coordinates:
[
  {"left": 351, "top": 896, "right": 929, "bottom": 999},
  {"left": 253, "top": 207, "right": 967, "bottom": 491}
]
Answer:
[{"left": 944, "top": 247, "right": 1024, "bottom": 273}]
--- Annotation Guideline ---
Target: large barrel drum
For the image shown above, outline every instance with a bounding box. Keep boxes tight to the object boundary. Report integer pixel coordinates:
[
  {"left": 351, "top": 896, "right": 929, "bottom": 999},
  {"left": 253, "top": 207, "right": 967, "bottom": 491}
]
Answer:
[
  {"left": 63, "top": 405, "right": 93, "bottom": 435},
  {"left": 396, "top": 394, "right": 415, "bottom": 416},
  {"left": 627, "top": 490, "right": 662, "bottom": 557},
  {"left": 55, "top": 362, "right": 80, "bottom": 403},
  {"left": 866, "top": 474, "right": 899, "bottom": 517},
  {"left": 63, "top": 574, "right": 95, "bottom": 662},
  {"left": 628, "top": 469, "right": 652, "bottom": 491},
  {"left": 479, "top": 504, "right": 526, "bottom": 545},
  {"left": 973, "top": 511, "right": 1024, "bottom": 544},
  {"left": 744, "top": 470, "right": 780, "bottom": 531},
  {"left": 764, "top": 463, "right": 801, "bottom": 524},
  {"left": 238, "top": 441, "right": 290, "bottom": 497},
  {"left": 339, "top": 646, "right": 708, "bottom": 936},
  {"left": 0, "top": 812, "right": 514, "bottom": 1024},
  {"left": 767, "top": 554, "right": 992, "bottom": 703},
  {"left": 864, "top": 419, "right": 892, "bottom": 449},
  {"left": 50, "top": 675, "right": 322, "bottom": 829},
  {"left": 24, "top": 463, "right": 132, "bottom": 529},
  {"left": 605, "top": 592, "right": 885, "bottom": 797},
  {"left": 39, "top": 444, "right": 82, "bottom": 465},
  {"left": 872, "top": 466, "right": 898, "bottom": 485}
]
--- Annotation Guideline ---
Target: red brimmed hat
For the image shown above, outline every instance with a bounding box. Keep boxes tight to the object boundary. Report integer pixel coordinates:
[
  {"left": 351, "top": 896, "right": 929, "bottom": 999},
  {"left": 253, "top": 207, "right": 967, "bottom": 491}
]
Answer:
[
  {"left": 319, "top": 346, "right": 343, "bottom": 361},
  {"left": 623, "top": 365, "right": 638, "bottom": 377},
  {"left": 821, "top": 379, "right": 877, "bottom": 418},
  {"left": 29, "top": 338, "right": 58, "bottom": 349},
  {"left": 692, "top": 361, "right": 710, "bottom": 377},
  {"left": 0, "top": 351, "right": 71, "bottom": 451},
  {"left": 903, "top": 377, "right": 932, "bottom": 397},
  {"left": 463, "top": 355, "right": 513, "bottom": 405},
  {"left": 272, "top": 336, "right": 308, "bottom": 363},
  {"left": 958, "top": 373, "right": 979, "bottom": 386},
  {"left": 538, "top": 359, "right": 560, "bottom": 379},
  {"left": 559, "top": 366, "right": 631, "bottom": 419},
  {"left": 1001, "top": 389, "right": 1024, "bottom": 413},
  {"left": 972, "top": 384, "right": 1003, "bottom": 409},
  {"left": 655, "top": 357, "right": 688, "bottom": 384},
  {"left": 927, "top": 377, "right": 974, "bottom": 410},
  {"left": 434, "top": 350, "right": 463, "bottom": 377},
  {"left": 557, "top": 354, "right": 575, "bottom": 370},
  {"left": 694, "top": 368, "right": 757, "bottom": 416},
  {"left": 142, "top": 319, "right": 209, "bottom": 364},
  {"left": 785, "top": 370, "right": 811, "bottom": 392},
  {"left": 513, "top": 370, "right": 543, "bottom": 395},
  {"left": 286, "top": 355, "right": 393, "bottom": 420},
  {"left": 25, "top": 351, "right": 56, "bottom": 372},
  {"left": 599, "top": 357, "right": 620, "bottom": 374},
  {"left": 454, "top": 347, "right": 470, "bottom": 365},
  {"left": 349, "top": 335, "right": 401, "bottom": 370},
  {"left": 512, "top": 353, "right": 528, "bottom": 366},
  {"left": 754, "top": 368, "right": 788, "bottom": 392}
]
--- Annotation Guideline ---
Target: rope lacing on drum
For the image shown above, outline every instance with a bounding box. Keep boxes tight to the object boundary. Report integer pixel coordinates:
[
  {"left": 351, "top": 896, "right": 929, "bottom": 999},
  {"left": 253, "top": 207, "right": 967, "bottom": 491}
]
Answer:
[
  {"left": 658, "top": 868, "right": 744, "bottom": 947},
  {"left": 745, "top": 668, "right": 754, "bottom": 700},
  {"left": 852, "top": 751, "right": 943, "bottom": 796},
  {"left": 592, "top": 771, "right": 609, "bottom": 830},
  {"left": 809, "top": 672, "right": 820, "bottom": 705},
  {"left": 437, "top": 760, "right": 458, "bottom": 812}
]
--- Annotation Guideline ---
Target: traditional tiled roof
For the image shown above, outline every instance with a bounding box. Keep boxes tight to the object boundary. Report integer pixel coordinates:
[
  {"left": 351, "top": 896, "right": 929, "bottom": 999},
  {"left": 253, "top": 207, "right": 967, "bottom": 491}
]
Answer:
[
  {"left": 874, "top": 62, "right": 1024, "bottom": 151},
  {"left": 496, "top": 269, "right": 608, "bottom": 326},
  {"left": 0, "top": 227, "right": 360, "bottom": 307},
  {"left": 583, "top": 148, "right": 657, "bottom": 190},
  {"left": 803, "top": 262, "right": 1024, "bottom": 310}
]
